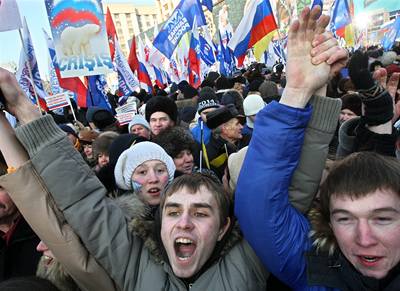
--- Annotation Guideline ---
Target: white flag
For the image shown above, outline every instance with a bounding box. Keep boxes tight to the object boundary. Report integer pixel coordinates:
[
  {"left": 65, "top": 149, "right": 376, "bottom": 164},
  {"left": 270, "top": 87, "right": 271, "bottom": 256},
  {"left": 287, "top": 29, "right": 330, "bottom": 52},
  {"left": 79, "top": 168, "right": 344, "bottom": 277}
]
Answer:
[{"left": 0, "top": 0, "right": 22, "bottom": 32}]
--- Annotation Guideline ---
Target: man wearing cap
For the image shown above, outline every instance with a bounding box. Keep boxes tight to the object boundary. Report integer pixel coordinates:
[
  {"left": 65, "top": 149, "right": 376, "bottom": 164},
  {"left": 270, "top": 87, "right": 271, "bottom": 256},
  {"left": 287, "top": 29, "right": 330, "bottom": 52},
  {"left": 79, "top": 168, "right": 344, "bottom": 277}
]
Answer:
[
  {"left": 202, "top": 104, "right": 245, "bottom": 179},
  {"left": 191, "top": 89, "right": 220, "bottom": 145},
  {"left": 128, "top": 115, "right": 151, "bottom": 140},
  {"left": 145, "top": 96, "right": 178, "bottom": 137}
]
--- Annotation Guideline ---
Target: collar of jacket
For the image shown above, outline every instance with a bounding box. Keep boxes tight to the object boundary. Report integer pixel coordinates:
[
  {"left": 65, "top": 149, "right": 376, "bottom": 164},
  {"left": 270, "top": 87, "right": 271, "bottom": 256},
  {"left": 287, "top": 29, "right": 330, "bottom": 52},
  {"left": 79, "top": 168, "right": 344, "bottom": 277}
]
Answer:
[{"left": 307, "top": 249, "right": 400, "bottom": 291}]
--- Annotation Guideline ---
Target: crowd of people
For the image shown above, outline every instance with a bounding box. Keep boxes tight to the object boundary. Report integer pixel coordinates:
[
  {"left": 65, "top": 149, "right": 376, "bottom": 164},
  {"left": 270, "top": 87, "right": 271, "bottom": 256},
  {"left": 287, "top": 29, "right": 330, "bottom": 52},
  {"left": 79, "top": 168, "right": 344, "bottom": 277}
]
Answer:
[{"left": 0, "top": 5, "right": 399, "bottom": 291}]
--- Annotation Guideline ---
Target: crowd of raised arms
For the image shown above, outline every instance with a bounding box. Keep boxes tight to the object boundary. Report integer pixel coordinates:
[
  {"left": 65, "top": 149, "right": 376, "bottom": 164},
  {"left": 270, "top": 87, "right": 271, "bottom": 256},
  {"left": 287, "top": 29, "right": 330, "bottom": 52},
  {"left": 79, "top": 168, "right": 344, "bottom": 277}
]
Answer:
[{"left": 0, "top": 5, "right": 400, "bottom": 291}]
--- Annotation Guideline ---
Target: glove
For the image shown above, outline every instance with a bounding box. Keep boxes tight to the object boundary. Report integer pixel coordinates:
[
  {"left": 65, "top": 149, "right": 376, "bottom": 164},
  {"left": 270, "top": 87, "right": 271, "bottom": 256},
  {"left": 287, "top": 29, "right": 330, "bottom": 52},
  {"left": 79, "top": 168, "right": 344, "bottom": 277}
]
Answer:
[{"left": 348, "top": 51, "right": 375, "bottom": 91}]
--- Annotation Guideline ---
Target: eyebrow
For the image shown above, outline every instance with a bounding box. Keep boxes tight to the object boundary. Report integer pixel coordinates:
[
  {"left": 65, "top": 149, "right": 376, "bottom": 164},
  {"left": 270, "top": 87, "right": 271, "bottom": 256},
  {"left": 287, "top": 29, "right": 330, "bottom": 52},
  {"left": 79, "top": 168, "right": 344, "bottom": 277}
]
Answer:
[
  {"left": 164, "top": 202, "right": 213, "bottom": 211},
  {"left": 331, "top": 207, "right": 400, "bottom": 215}
]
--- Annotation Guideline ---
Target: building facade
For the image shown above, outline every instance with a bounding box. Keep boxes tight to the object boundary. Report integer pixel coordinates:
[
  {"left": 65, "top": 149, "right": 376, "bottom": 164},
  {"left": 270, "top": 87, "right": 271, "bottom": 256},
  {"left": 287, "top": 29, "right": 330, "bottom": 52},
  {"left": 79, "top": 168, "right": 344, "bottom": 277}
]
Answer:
[{"left": 103, "top": 2, "right": 161, "bottom": 56}]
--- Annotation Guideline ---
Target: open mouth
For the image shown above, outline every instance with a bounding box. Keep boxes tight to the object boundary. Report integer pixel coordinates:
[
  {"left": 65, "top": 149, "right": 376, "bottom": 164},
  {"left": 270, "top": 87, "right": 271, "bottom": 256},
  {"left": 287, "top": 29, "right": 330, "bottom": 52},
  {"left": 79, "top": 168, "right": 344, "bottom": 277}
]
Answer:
[
  {"left": 147, "top": 188, "right": 161, "bottom": 196},
  {"left": 174, "top": 237, "right": 197, "bottom": 261},
  {"left": 357, "top": 255, "right": 383, "bottom": 266}
]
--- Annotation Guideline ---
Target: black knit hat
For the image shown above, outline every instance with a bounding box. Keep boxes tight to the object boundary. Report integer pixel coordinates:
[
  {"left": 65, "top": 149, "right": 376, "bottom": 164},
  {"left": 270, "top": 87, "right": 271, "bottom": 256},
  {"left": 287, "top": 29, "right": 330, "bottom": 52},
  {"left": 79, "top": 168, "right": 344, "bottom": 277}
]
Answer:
[
  {"left": 197, "top": 89, "right": 219, "bottom": 113},
  {"left": 206, "top": 104, "right": 245, "bottom": 129},
  {"left": 92, "top": 110, "right": 116, "bottom": 131},
  {"left": 145, "top": 96, "right": 178, "bottom": 123},
  {"left": 182, "top": 85, "right": 198, "bottom": 99},
  {"left": 341, "top": 93, "right": 362, "bottom": 116}
]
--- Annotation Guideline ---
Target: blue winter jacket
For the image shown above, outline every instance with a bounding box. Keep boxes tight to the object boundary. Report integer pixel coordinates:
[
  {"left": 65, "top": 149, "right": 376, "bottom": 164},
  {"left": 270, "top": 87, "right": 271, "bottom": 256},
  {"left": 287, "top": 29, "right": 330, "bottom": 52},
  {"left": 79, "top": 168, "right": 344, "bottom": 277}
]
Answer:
[{"left": 235, "top": 101, "right": 340, "bottom": 291}]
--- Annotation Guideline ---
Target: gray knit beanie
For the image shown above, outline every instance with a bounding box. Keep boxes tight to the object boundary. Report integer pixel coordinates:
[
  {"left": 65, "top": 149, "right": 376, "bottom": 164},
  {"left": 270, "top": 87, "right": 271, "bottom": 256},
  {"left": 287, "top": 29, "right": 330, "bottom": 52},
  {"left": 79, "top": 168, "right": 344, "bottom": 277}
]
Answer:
[{"left": 114, "top": 141, "right": 176, "bottom": 190}]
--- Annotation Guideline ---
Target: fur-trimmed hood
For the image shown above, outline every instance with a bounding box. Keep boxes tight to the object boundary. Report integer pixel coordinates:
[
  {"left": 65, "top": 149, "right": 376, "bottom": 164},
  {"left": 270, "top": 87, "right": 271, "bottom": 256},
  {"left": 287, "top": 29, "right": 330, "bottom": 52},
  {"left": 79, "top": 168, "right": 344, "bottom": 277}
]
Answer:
[{"left": 308, "top": 207, "right": 337, "bottom": 256}]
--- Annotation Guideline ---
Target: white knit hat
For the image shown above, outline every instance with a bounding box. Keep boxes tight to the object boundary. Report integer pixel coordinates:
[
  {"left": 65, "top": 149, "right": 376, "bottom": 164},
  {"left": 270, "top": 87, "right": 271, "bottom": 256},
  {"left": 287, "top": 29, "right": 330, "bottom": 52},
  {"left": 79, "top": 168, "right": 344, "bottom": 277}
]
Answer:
[
  {"left": 243, "top": 94, "right": 265, "bottom": 128},
  {"left": 128, "top": 114, "right": 150, "bottom": 132},
  {"left": 114, "top": 141, "right": 176, "bottom": 190}
]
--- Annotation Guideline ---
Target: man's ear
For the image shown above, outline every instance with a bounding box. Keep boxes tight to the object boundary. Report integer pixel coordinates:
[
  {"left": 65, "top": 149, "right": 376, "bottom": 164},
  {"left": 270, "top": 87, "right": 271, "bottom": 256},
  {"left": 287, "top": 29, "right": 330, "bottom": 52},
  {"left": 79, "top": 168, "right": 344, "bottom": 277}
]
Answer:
[{"left": 217, "top": 217, "right": 231, "bottom": 241}]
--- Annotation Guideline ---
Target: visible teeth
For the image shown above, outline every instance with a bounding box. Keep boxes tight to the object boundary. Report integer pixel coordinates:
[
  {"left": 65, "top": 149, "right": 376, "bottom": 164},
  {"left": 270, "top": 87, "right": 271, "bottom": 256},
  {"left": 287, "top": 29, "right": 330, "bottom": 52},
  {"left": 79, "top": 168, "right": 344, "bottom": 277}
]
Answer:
[
  {"left": 178, "top": 256, "right": 190, "bottom": 261},
  {"left": 363, "top": 256, "right": 377, "bottom": 262},
  {"left": 176, "top": 238, "right": 193, "bottom": 244}
]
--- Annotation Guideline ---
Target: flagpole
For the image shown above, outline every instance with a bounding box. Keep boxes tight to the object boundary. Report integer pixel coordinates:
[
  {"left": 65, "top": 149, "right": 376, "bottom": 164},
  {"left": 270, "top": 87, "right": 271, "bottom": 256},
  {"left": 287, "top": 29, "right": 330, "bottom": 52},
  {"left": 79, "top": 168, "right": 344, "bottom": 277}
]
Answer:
[
  {"left": 67, "top": 96, "right": 78, "bottom": 122},
  {"left": 18, "top": 28, "right": 44, "bottom": 115}
]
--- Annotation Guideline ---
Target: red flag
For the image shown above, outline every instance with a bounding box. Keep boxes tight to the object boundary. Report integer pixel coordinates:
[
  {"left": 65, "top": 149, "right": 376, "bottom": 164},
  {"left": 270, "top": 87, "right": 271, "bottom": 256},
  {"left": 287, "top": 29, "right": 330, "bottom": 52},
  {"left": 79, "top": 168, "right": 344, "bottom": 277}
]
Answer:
[
  {"left": 128, "top": 35, "right": 139, "bottom": 73},
  {"left": 105, "top": 7, "right": 117, "bottom": 60},
  {"left": 55, "top": 69, "right": 87, "bottom": 108}
]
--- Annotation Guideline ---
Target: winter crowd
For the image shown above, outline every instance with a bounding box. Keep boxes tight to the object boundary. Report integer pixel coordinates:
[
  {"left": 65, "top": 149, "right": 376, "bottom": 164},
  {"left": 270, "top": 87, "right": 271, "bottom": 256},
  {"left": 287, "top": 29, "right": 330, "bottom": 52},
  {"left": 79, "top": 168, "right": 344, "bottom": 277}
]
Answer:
[{"left": 0, "top": 6, "right": 400, "bottom": 291}]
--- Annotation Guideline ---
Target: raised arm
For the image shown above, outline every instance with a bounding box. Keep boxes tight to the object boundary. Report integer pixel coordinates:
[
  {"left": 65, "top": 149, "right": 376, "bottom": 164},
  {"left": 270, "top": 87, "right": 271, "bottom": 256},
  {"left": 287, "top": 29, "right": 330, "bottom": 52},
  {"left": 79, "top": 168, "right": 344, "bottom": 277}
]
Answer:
[
  {"left": 235, "top": 6, "right": 347, "bottom": 288},
  {"left": 0, "top": 68, "right": 140, "bottom": 290}
]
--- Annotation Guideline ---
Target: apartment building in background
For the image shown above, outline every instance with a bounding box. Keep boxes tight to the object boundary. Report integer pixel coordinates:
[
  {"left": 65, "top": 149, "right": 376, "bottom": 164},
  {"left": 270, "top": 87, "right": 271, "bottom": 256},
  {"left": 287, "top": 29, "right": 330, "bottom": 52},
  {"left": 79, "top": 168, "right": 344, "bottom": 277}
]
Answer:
[{"left": 103, "top": 2, "right": 161, "bottom": 56}]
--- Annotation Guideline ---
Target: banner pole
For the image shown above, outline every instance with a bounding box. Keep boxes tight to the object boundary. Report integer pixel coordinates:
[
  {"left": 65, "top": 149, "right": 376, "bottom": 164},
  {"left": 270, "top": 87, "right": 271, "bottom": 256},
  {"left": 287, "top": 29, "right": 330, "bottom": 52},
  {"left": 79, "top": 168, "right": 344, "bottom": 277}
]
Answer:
[{"left": 18, "top": 28, "right": 44, "bottom": 115}]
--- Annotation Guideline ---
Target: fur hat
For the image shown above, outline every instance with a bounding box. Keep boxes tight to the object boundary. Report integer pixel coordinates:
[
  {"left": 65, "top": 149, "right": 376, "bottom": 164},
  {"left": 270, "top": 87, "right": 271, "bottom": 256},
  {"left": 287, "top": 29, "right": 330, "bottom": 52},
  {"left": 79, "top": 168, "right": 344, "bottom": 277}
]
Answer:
[
  {"left": 243, "top": 94, "right": 265, "bottom": 128},
  {"left": 128, "top": 115, "right": 150, "bottom": 132},
  {"left": 341, "top": 93, "right": 362, "bottom": 116},
  {"left": 206, "top": 104, "right": 245, "bottom": 129},
  {"left": 92, "top": 131, "right": 119, "bottom": 159},
  {"left": 78, "top": 128, "right": 99, "bottom": 144},
  {"left": 153, "top": 126, "right": 197, "bottom": 158},
  {"left": 114, "top": 141, "right": 176, "bottom": 190},
  {"left": 145, "top": 96, "right": 178, "bottom": 123}
]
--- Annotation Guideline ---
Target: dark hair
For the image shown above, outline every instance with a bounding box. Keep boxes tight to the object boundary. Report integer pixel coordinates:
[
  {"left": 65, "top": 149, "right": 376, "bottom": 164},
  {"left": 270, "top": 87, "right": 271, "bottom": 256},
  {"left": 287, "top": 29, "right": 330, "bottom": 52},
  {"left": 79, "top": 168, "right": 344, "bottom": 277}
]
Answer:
[
  {"left": 153, "top": 127, "right": 197, "bottom": 159},
  {"left": 0, "top": 276, "right": 60, "bottom": 290},
  {"left": 0, "top": 152, "right": 7, "bottom": 176},
  {"left": 319, "top": 152, "right": 400, "bottom": 223},
  {"left": 160, "top": 173, "right": 231, "bottom": 226}
]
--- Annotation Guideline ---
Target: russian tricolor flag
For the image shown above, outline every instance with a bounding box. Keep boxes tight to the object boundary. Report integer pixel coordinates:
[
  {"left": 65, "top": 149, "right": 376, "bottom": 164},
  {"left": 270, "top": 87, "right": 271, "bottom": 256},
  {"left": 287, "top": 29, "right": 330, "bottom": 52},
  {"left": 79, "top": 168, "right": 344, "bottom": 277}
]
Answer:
[
  {"left": 188, "top": 19, "right": 201, "bottom": 88},
  {"left": 228, "top": 0, "right": 277, "bottom": 67},
  {"left": 138, "top": 62, "right": 153, "bottom": 93},
  {"left": 331, "top": 0, "right": 355, "bottom": 47}
]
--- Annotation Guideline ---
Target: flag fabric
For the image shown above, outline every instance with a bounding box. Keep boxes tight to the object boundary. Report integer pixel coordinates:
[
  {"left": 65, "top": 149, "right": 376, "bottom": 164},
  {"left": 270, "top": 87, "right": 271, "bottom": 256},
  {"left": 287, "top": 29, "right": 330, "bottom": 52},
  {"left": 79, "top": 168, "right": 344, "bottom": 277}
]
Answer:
[
  {"left": 0, "top": 0, "right": 22, "bottom": 32},
  {"left": 381, "top": 17, "right": 400, "bottom": 51},
  {"left": 188, "top": 19, "right": 201, "bottom": 88},
  {"left": 43, "top": 29, "right": 63, "bottom": 95},
  {"left": 137, "top": 37, "right": 153, "bottom": 93},
  {"left": 114, "top": 37, "right": 140, "bottom": 97},
  {"left": 86, "top": 75, "right": 113, "bottom": 111},
  {"left": 311, "top": 0, "right": 323, "bottom": 15},
  {"left": 200, "top": 0, "right": 213, "bottom": 12},
  {"left": 16, "top": 19, "right": 48, "bottom": 111},
  {"left": 153, "top": 66, "right": 167, "bottom": 88},
  {"left": 44, "top": 29, "right": 87, "bottom": 108},
  {"left": 128, "top": 34, "right": 139, "bottom": 73},
  {"left": 228, "top": 0, "right": 277, "bottom": 66},
  {"left": 218, "top": 31, "right": 235, "bottom": 76},
  {"left": 153, "top": 0, "right": 206, "bottom": 59},
  {"left": 105, "top": 7, "right": 117, "bottom": 60},
  {"left": 330, "top": 0, "right": 355, "bottom": 46},
  {"left": 199, "top": 28, "right": 217, "bottom": 66}
]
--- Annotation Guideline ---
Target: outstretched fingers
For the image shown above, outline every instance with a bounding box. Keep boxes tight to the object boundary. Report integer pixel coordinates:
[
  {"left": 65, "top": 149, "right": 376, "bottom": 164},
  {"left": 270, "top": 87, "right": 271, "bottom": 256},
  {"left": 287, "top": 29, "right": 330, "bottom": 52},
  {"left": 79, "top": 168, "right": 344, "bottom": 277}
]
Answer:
[{"left": 306, "top": 6, "right": 321, "bottom": 42}]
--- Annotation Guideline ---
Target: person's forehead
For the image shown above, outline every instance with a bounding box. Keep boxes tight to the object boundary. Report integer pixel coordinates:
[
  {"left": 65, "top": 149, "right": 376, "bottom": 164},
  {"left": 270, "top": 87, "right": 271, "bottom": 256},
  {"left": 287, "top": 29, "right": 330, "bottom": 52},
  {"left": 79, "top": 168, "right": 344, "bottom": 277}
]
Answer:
[
  {"left": 132, "top": 124, "right": 145, "bottom": 129},
  {"left": 330, "top": 189, "right": 400, "bottom": 214},
  {"left": 150, "top": 111, "right": 170, "bottom": 120},
  {"left": 164, "top": 186, "right": 217, "bottom": 208},
  {"left": 137, "top": 160, "right": 166, "bottom": 169}
]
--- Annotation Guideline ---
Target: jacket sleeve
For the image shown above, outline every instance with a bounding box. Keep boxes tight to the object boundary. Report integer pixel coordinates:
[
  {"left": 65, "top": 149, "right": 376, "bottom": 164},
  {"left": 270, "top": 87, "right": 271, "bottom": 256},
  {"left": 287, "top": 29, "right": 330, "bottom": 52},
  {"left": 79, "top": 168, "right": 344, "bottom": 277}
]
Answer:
[
  {"left": 0, "top": 162, "right": 120, "bottom": 291},
  {"left": 289, "top": 96, "right": 341, "bottom": 213},
  {"left": 235, "top": 101, "right": 312, "bottom": 289},
  {"left": 15, "top": 115, "right": 142, "bottom": 290}
]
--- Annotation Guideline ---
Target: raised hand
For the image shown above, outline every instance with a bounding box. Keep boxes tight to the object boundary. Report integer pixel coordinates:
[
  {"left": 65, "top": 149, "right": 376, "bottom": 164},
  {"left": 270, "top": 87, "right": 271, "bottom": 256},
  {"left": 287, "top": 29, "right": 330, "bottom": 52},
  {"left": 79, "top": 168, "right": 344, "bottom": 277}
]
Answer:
[
  {"left": 281, "top": 6, "right": 347, "bottom": 108},
  {"left": 0, "top": 67, "right": 41, "bottom": 124}
]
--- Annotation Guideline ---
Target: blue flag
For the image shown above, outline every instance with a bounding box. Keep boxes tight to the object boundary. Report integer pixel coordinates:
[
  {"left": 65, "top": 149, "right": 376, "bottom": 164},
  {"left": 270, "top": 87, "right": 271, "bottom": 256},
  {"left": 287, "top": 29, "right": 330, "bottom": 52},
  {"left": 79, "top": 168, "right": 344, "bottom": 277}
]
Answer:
[
  {"left": 218, "top": 31, "right": 235, "bottom": 76},
  {"left": 382, "top": 17, "right": 400, "bottom": 52},
  {"left": 86, "top": 75, "right": 113, "bottom": 112},
  {"left": 200, "top": 0, "right": 213, "bottom": 11},
  {"left": 199, "top": 34, "right": 216, "bottom": 66},
  {"left": 153, "top": 0, "right": 206, "bottom": 59}
]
